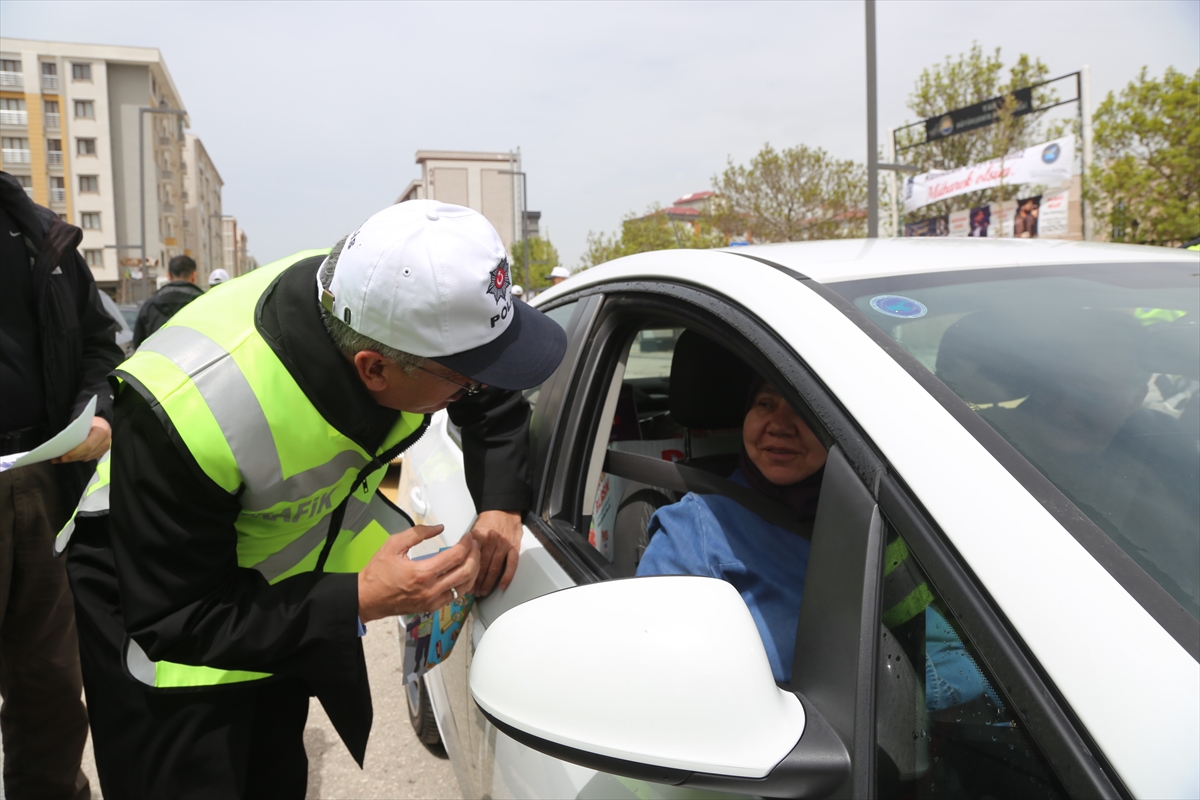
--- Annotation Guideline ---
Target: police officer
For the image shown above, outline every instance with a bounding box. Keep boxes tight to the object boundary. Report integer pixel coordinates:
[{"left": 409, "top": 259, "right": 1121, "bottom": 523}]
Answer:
[{"left": 59, "top": 202, "right": 567, "bottom": 797}]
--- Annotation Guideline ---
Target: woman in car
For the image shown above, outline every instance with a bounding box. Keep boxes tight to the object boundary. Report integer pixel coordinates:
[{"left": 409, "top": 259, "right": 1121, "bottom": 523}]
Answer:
[
  {"left": 636, "top": 379, "right": 826, "bottom": 683},
  {"left": 637, "top": 377, "right": 996, "bottom": 714}
]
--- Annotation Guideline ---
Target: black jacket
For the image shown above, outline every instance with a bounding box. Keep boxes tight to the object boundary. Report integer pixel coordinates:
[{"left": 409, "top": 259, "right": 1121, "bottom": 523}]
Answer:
[
  {"left": 72, "top": 255, "right": 532, "bottom": 764},
  {"left": 0, "top": 171, "right": 125, "bottom": 500},
  {"left": 132, "top": 280, "right": 204, "bottom": 347}
]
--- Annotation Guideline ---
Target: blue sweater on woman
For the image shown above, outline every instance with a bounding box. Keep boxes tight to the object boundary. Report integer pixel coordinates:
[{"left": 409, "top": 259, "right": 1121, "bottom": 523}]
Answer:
[{"left": 636, "top": 470, "right": 811, "bottom": 683}]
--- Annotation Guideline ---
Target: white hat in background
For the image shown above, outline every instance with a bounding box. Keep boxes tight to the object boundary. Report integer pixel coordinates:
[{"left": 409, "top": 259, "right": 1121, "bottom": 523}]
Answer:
[
  {"left": 320, "top": 200, "right": 566, "bottom": 391},
  {"left": 511, "top": 284, "right": 525, "bottom": 297},
  {"left": 550, "top": 266, "right": 571, "bottom": 280},
  {"left": 209, "top": 268, "right": 230, "bottom": 286}
]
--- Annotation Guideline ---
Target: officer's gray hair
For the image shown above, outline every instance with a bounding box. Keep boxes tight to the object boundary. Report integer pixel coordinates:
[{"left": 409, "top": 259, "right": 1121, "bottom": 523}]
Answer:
[{"left": 318, "top": 235, "right": 428, "bottom": 377}]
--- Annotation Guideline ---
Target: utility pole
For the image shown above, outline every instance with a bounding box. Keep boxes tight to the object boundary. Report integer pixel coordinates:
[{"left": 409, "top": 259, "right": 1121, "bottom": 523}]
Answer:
[
  {"left": 865, "top": 0, "right": 878, "bottom": 237},
  {"left": 1080, "top": 65, "right": 1094, "bottom": 241},
  {"left": 499, "top": 168, "right": 530, "bottom": 287}
]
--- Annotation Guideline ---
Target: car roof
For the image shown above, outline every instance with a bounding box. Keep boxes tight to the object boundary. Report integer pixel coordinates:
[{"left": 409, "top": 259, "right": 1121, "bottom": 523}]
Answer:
[{"left": 719, "top": 237, "right": 1200, "bottom": 284}]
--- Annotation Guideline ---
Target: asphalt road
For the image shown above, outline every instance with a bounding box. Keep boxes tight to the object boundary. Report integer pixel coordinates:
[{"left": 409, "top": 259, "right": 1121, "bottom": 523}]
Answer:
[{"left": 3, "top": 616, "right": 460, "bottom": 800}]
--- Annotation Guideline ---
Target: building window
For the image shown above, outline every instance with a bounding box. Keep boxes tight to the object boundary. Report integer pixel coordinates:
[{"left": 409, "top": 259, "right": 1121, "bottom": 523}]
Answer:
[
  {"left": 71, "top": 63, "right": 92, "bottom": 81},
  {"left": 74, "top": 100, "right": 94, "bottom": 119},
  {"left": 41, "top": 61, "right": 59, "bottom": 90},
  {"left": 80, "top": 212, "right": 101, "bottom": 230},
  {"left": 79, "top": 175, "right": 99, "bottom": 193},
  {"left": 57, "top": 213, "right": 67, "bottom": 222},
  {"left": 0, "top": 58, "right": 21, "bottom": 73},
  {"left": 14, "top": 174, "right": 33, "bottom": 198},
  {"left": 50, "top": 176, "right": 66, "bottom": 204},
  {"left": 47, "top": 139, "right": 63, "bottom": 166},
  {"left": 77, "top": 137, "right": 96, "bottom": 156},
  {"left": 0, "top": 97, "right": 26, "bottom": 126},
  {"left": 0, "top": 59, "right": 21, "bottom": 88},
  {"left": 84, "top": 249, "right": 103, "bottom": 267},
  {"left": 43, "top": 99, "right": 60, "bottom": 129},
  {"left": 1, "top": 137, "right": 31, "bottom": 164}
]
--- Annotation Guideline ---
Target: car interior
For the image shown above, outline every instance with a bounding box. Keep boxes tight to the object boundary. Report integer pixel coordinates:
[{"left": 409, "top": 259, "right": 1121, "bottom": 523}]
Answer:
[{"left": 546, "top": 310, "right": 1068, "bottom": 798}]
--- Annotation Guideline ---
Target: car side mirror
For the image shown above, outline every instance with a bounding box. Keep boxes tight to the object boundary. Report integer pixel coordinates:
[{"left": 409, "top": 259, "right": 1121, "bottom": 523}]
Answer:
[{"left": 469, "top": 576, "right": 850, "bottom": 798}]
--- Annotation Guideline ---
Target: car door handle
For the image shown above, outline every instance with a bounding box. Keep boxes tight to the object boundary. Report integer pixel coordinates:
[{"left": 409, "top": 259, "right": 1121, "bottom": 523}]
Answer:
[{"left": 410, "top": 486, "right": 428, "bottom": 516}]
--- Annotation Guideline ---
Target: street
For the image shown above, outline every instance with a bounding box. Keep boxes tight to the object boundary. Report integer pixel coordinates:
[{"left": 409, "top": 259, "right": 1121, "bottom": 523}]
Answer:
[{"left": 1, "top": 614, "right": 460, "bottom": 800}]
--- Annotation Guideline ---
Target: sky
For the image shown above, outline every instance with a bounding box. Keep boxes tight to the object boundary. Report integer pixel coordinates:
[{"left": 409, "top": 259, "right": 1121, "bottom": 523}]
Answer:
[{"left": 3, "top": 0, "right": 1198, "bottom": 269}]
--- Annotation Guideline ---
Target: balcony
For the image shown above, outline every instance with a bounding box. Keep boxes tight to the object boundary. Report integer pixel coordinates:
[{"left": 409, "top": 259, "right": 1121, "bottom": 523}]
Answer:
[
  {"left": 0, "top": 71, "right": 23, "bottom": 89},
  {"left": 47, "top": 150, "right": 64, "bottom": 167},
  {"left": 159, "top": 169, "right": 173, "bottom": 181},
  {"left": 0, "top": 110, "right": 28, "bottom": 126},
  {"left": 42, "top": 74, "right": 59, "bottom": 91},
  {"left": 161, "top": 202, "right": 175, "bottom": 213},
  {"left": 1, "top": 148, "right": 31, "bottom": 165},
  {"left": 50, "top": 188, "right": 66, "bottom": 203},
  {"left": 44, "top": 112, "right": 60, "bottom": 129},
  {"left": 158, "top": 135, "right": 172, "bottom": 146}
]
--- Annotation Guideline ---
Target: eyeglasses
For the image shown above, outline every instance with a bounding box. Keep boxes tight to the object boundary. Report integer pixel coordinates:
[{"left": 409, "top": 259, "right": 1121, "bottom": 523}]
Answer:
[{"left": 416, "top": 365, "right": 483, "bottom": 396}]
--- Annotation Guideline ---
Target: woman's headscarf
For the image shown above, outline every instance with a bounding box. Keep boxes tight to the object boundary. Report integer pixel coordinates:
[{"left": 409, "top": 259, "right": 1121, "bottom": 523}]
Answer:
[{"left": 738, "top": 379, "right": 824, "bottom": 521}]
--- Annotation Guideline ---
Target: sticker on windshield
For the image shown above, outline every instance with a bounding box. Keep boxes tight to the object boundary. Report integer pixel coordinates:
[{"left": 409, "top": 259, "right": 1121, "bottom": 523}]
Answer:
[{"left": 869, "top": 295, "right": 927, "bottom": 319}]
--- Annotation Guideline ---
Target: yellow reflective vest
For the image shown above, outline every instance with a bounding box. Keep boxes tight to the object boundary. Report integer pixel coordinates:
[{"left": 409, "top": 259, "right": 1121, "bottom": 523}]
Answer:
[{"left": 57, "top": 250, "right": 427, "bottom": 689}]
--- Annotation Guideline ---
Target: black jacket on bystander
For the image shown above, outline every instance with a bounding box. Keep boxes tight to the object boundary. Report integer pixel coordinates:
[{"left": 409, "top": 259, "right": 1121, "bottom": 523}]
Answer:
[{"left": 0, "top": 171, "right": 125, "bottom": 501}]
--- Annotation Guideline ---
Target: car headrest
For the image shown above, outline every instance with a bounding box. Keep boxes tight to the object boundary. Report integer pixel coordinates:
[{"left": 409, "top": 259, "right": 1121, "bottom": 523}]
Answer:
[{"left": 669, "top": 330, "right": 757, "bottom": 429}]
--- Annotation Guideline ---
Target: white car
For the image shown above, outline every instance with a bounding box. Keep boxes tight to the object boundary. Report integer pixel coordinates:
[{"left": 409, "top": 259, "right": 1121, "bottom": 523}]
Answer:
[{"left": 395, "top": 238, "right": 1199, "bottom": 800}]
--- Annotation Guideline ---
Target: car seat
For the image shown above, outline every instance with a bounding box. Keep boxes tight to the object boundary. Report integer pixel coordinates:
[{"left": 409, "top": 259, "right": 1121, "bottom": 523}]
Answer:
[{"left": 610, "top": 330, "right": 757, "bottom": 575}]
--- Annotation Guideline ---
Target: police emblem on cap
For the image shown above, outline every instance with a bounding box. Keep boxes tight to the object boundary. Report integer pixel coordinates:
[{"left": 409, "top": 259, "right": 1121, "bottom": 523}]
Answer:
[{"left": 486, "top": 258, "right": 511, "bottom": 305}]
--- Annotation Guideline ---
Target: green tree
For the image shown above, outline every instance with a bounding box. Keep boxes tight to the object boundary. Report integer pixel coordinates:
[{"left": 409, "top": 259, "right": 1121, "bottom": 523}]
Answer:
[
  {"left": 510, "top": 236, "right": 562, "bottom": 290},
  {"left": 579, "top": 206, "right": 726, "bottom": 269},
  {"left": 710, "top": 143, "right": 866, "bottom": 241},
  {"left": 1088, "top": 67, "right": 1200, "bottom": 246},
  {"left": 896, "top": 44, "right": 1060, "bottom": 222}
]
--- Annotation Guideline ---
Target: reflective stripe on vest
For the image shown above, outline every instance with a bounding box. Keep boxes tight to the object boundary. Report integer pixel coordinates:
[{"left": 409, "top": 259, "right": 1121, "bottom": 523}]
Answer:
[
  {"left": 56, "top": 249, "right": 427, "bottom": 689},
  {"left": 881, "top": 534, "right": 935, "bottom": 629},
  {"left": 55, "top": 451, "right": 112, "bottom": 555}
]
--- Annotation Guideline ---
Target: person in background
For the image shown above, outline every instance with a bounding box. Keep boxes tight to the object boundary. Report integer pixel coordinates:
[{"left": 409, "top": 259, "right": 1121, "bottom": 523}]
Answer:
[
  {"left": 511, "top": 284, "right": 525, "bottom": 302},
  {"left": 208, "top": 267, "right": 230, "bottom": 287},
  {"left": 132, "top": 255, "right": 203, "bottom": 347},
  {"left": 550, "top": 266, "right": 570, "bottom": 285},
  {"left": 0, "top": 170, "right": 124, "bottom": 800}
]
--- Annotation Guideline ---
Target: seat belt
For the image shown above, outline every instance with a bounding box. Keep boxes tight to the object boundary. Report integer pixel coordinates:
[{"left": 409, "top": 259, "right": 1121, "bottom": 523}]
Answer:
[{"left": 603, "top": 450, "right": 813, "bottom": 539}]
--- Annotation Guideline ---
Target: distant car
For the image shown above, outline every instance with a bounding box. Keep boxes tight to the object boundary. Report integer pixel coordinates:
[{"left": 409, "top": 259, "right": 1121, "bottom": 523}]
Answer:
[
  {"left": 97, "top": 291, "right": 136, "bottom": 356},
  {"left": 395, "top": 239, "right": 1199, "bottom": 800}
]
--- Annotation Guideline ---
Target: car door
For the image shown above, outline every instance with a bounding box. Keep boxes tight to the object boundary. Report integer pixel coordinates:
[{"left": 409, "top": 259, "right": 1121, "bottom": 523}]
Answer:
[{"left": 473, "top": 268, "right": 1127, "bottom": 799}]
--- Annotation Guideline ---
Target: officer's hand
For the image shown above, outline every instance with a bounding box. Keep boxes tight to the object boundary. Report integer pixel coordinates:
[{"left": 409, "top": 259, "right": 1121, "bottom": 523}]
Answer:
[
  {"left": 357, "top": 525, "right": 480, "bottom": 623},
  {"left": 53, "top": 417, "right": 112, "bottom": 464},
  {"left": 470, "top": 509, "right": 522, "bottom": 597}
]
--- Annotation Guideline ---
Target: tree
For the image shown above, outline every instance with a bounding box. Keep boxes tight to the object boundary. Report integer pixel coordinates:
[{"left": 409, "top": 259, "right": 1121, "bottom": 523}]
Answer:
[
  {"left": 579, "top": 206, "right": 726, "bottom": 269},
  {"left": 1088, "top": 67, "right": 1200, "bottom": 246},
  {"left": 709, "top": 144, "right": 866, "bottom": 242},
  {"left": 510, "top": 236, "right": 562, "bottom": 290},
  {"left": 896, "top": 44, "right": 1060, "bottom": 222}
]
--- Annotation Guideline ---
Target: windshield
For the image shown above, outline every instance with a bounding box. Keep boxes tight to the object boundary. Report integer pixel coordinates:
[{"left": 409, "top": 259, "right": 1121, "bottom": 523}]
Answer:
[{"left": 831, "top": 262, "right": 1200, "bottom": 621}]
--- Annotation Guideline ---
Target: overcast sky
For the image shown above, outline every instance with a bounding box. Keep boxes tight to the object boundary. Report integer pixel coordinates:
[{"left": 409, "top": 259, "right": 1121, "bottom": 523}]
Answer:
[{"left": 3, "top": 0, "right": 1197, "bottom": 268}]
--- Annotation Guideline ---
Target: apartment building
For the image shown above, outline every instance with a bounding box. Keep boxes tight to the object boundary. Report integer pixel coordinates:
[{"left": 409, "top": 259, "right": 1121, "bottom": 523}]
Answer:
[
  {"left": 397, "top": 150, "right": 527, "bottom": 254},
  {"left": 182, "top": 132, "right": 223, "bottom": 285},
  {"left": 0, "top": 38, "right": 194, "bottom": 299},
  {"left": 221, "top": 215, "right": 256, "bottom": 278}
]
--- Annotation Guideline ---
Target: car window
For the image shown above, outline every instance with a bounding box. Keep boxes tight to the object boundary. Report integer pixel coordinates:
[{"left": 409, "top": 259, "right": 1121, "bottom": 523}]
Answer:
[
  {"left": 522, "top": 301, "right": 579, "bottom": 407},
  {"left": 583, "top": 326, "right": 744, "bottom": 573},
  {"left": 875, "top": 529, "right": 1068, "bottom": 799},
  {"left": 831, "top": 263, "right": 1200, "bottom": 621}
]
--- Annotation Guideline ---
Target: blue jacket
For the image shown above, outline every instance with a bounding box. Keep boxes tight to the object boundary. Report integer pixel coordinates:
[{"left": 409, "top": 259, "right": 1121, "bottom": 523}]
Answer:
[{"left": 637, "top": 470, "right": 810, "bottom": 682}]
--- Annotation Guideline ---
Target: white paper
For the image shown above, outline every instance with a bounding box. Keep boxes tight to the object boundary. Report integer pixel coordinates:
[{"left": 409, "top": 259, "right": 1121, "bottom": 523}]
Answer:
[{"left": 0, "top": 396, "right": 97, "bottom": 472}]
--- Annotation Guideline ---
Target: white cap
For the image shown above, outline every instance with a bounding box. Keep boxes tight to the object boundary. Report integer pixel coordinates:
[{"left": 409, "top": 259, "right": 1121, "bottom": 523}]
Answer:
[
  {"left": 324, "top": 201, "right": 512, "bottom": 357},
  {"left": 550, "top": 266, "right": 571, "bottom": 279},
  {"left": 320, "top": 200, "right": 567, "bottom": 390},
  {"left": 511, "top": 284, "right": 525, "bottom": 296},
  {"left": 209, "top": 268, "right": 230, "bottom": 285}
]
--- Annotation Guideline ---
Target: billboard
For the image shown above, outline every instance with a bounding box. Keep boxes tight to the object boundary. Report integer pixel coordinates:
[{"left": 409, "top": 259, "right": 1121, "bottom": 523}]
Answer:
[
  {"left": 904, "top": 215, "right": 949, "bottom": 237},
  {"left": 923, "top": 87, "right": 1035, "bottom": 142},
  {"left": 904, "top": 136, "right": 1074, "bottom": 213}
]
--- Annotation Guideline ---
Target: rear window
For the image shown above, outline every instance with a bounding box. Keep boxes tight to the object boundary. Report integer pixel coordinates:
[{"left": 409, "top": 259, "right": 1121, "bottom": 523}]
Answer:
[{"left": 830, "top": 262, "right": 1199, "bottom": 621}]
